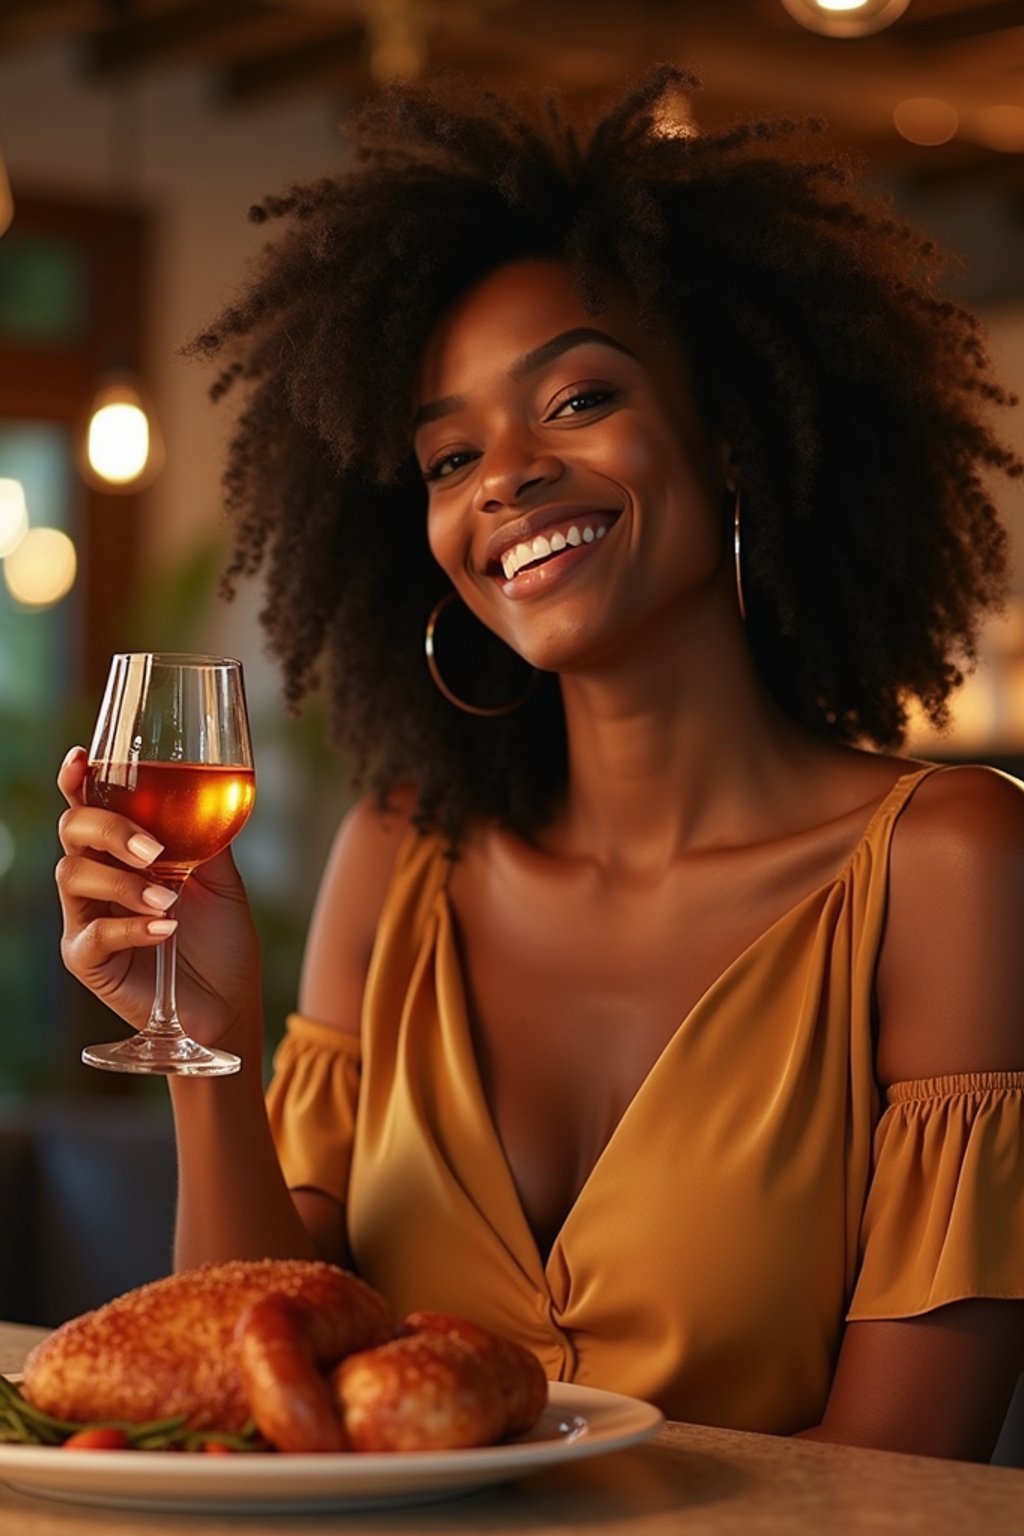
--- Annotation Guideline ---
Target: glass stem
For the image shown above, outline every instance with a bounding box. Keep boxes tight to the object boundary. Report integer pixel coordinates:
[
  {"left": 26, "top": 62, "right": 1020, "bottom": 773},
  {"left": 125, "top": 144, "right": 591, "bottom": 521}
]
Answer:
[
  {"left": 144, "top": 876, "right": 189, "bottom": 1039},
  {"left": 146, "top": 931, "right": 186, "bottom": 1039}
]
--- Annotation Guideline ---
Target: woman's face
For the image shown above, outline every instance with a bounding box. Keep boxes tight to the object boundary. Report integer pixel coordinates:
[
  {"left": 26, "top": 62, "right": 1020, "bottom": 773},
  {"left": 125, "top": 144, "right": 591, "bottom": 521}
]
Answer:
[{"left": 413, "top": 258, "right": 733, "bottom": 674}]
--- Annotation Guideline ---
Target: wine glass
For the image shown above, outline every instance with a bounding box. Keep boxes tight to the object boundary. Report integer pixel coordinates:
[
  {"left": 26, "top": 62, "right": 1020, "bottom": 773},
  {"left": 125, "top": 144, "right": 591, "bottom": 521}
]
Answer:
[{"left": 80, "top": 653, "right": 256, "bottom": 1076}]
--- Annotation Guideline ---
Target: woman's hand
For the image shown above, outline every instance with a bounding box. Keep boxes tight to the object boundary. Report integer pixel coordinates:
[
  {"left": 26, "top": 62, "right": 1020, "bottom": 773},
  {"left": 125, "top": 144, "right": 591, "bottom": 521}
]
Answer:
[{"left": 55, "top": 746, "right": 262, "bottom": 1053}]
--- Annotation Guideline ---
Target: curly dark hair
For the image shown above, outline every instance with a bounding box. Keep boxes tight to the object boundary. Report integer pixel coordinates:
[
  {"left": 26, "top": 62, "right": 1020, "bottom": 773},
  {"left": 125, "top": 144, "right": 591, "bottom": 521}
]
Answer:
[{"left": 188, "top": 65, "right": 1020, "bottom": 843}]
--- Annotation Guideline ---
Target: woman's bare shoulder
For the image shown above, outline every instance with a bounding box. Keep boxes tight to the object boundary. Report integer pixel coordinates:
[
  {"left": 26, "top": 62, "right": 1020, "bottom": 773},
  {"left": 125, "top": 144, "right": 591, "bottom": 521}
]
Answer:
[
  {"left": 297, "top": 786, "right": 423, "bottom": 1033},
  {"left": 900, "top": 760, "right": 1024, "bottom": 837},
  {"left": 876, "top": 762, "right": 1024, "bottom": 1085}
]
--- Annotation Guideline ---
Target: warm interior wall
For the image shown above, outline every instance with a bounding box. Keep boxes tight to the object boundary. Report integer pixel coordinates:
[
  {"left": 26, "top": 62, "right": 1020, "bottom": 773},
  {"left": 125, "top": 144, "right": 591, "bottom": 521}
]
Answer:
[{"left": 1, "top": 40, "right": 345, "bottom": 575}]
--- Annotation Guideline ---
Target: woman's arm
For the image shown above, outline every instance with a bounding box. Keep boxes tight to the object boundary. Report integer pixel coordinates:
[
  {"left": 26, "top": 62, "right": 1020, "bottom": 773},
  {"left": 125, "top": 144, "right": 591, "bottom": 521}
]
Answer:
[
  {"left": 805, "top": 766, "right": 1024, "bottom": 1459},
  {"left": 170, "top": 791, "right": 414, "bottom": 1270},
  {"left": 798, "top": 1300, "right": 1023, "bottom": 1459}
]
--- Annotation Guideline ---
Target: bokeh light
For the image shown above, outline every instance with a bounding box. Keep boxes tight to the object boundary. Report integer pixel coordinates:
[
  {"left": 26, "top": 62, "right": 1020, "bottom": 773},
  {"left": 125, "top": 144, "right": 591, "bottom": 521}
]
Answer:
[
  {"left": 893, "top": 98, "right": 959, "bottom": 147},
  {"left": 975, "top": 104, "right": 1024, "bottom": 153},
  {"left": 3, "top": 526, "right": 77, "bottom": 607},
  {"left": 0, "top": 478, "right": 28, "bottom": 558}
]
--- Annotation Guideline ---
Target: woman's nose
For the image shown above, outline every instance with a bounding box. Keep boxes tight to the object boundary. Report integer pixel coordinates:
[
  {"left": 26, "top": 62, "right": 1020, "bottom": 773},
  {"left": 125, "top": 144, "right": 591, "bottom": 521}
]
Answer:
[{"left": 474, "top": 443, "right": 563, "bottom": 513}]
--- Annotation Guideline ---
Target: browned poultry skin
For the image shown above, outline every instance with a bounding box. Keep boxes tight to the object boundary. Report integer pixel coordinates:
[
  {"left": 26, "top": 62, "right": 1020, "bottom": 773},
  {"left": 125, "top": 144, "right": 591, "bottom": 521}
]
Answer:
[
  {"left": 333, "top": 1333, "right": 507, "bottom": 1452},
  {"left": 21, "top": 1259, "right": 397, "bottom": 1431},
  {"left": 404, "top": 1311, "right": 549, "bottom": 1436}
]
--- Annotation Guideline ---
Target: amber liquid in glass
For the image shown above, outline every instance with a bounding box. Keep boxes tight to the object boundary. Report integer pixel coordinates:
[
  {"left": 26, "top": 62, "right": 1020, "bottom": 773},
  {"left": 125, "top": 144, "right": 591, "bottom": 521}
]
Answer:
[{"left": 85, "top": 760, "right": 256, "bottom": 878}]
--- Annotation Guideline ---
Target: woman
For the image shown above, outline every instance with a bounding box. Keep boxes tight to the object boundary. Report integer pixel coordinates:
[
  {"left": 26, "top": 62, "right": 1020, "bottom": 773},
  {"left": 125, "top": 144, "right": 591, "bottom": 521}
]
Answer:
[{"left": 55, "top": 68, "right": 1024, "bottom": 1458}]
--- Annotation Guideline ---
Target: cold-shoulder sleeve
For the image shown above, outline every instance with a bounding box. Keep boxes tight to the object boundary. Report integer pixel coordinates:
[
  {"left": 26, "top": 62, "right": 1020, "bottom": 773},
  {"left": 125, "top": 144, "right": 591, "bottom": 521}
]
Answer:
[
  {"left": 847, "top": 1072, "right": 1024, "bottom": 1320},
  {"left": 265, "top": 1013, "right": 362, "bottom": 1207}
]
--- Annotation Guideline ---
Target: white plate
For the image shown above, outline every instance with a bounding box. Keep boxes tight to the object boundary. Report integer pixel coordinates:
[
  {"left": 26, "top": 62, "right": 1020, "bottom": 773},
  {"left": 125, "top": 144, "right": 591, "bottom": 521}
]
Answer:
[{"left": 0, "top": 1382, "right": 663, "bottom": 1512}]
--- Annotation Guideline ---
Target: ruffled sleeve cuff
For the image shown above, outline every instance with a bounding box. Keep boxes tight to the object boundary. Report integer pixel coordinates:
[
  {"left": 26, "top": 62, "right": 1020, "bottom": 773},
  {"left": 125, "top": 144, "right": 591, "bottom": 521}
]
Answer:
[
  {"left": 846, "top": 1072, "right": 1024, "bottom": 1320},
  {"left": 265, "top": 1012, "right": 362, "bottom": 1208}
]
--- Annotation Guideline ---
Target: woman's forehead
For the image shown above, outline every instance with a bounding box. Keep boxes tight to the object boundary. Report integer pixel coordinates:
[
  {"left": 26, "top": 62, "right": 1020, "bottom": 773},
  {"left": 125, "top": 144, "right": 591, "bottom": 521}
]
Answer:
[{"left": 414, "top": 258, "right": 661, "bottom": 405}]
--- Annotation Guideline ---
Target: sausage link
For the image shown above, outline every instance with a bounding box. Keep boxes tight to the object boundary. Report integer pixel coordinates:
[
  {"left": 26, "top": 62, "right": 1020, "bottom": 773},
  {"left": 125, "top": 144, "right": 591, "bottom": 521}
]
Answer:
[{"left": 235, "top": 1278, "right": 397, "bottom": 1452}]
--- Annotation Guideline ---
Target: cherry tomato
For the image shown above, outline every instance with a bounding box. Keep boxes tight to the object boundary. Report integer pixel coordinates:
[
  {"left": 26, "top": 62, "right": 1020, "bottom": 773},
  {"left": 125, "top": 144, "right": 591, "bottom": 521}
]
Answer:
[{"left": 62, "top": 1427, "right": 130, "bottom": 1451}]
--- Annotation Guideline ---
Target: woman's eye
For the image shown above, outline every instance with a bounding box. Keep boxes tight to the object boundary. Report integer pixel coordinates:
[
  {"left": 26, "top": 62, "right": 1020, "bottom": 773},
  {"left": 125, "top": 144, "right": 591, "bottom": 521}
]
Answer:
[
  {"left": 547, "top": 387, "right": 618, "bottom": 420},
  {"left": 422, "top": 449, "right": 477, "bottom": 482}
]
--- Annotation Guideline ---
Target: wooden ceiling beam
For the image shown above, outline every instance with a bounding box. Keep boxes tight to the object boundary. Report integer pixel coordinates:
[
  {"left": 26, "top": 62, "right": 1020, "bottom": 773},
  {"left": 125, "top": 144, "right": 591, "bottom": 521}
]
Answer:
[
  {"left": 0, "top": 0, "right": 80, "bottom": 18},
  {"left": 83, "top": 0, "right": 278, "bottom": 76},
  {"left": 0, "top": 0, "right": 87, "bottom": 46},
  {"left": 218, "top": 24, "right": 365, "bottom": 103}
]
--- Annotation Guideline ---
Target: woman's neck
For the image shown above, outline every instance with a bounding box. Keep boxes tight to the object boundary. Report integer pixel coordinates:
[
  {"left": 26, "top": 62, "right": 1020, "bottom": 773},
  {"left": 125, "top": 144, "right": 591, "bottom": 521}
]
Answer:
[{"left": 548, "top": 617, "right": 824, "bottom": 879}]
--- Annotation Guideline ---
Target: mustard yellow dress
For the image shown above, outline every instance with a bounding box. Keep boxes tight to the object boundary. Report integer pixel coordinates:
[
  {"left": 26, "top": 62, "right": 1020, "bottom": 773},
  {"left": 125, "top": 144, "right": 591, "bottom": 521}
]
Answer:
[{"left": 266, "top": 765, "right": 1024, "bottom": 1433}]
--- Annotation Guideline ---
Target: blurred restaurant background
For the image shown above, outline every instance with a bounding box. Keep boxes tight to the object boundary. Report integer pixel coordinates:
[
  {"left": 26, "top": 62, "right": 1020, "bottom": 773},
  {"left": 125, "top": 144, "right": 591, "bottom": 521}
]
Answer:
[{"left": 0, "top": 0, "right": 1022, "bottom": 1324}]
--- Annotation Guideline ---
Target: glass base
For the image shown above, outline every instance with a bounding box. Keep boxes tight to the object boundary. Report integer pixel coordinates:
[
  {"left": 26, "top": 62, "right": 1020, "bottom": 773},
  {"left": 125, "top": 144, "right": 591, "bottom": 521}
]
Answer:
[{"left": 82, "top": 1033, "right": 241, "bottom": 1077}]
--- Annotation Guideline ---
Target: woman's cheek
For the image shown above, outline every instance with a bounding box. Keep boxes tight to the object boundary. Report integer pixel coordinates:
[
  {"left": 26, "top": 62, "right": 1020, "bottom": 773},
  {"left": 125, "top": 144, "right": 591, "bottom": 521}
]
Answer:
[{"left": 425, "top": 501, "right": 457, "bottom": 574}]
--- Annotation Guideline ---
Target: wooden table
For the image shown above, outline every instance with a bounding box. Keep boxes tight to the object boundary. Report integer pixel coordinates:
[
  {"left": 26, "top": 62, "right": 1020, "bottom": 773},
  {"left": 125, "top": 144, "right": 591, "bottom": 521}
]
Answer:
[{"left": 1, "top": 1321, "right": 1022, "bottom": 1535}]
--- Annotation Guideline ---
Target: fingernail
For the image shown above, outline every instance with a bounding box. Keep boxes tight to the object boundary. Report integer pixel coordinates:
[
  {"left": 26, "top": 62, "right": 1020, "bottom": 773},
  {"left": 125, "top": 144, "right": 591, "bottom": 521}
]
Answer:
[
  {"left": 60, "top": 745, "right": 85, "bottom": 772},
  {"left": 142, "top": 884, "right": 178, "bottom": 912},
  {"left": 146, "top": 919, "right": 177, "bottom": 936},
  {"left": 127, "top": 834, "right": 164, "bottom": 865}
]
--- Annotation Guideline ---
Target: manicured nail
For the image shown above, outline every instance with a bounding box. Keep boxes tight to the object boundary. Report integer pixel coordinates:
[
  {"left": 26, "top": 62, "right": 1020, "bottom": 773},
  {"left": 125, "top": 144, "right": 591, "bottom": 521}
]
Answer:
[
  {"left": 127, "top": 834, "right": 164, "bottom": 865},
  {"left": 146, "top": 919, "right": 177, "bottom": 936},
  {"left": 60, "top": 746, "right": 85, "bottom": 772},
  {"left": 142, "top": 885, "right": 178, "bottom": 912}
]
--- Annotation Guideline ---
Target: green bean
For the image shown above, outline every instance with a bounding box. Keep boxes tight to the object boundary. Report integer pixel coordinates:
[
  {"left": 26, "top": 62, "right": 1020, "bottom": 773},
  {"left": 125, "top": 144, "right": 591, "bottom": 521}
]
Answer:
[
  {"left": 0, "top": 1376, "right": 261, "bottom": 1452},
  {"left": 0, "top": 1376, "right": 85, "bottom": 1436}
]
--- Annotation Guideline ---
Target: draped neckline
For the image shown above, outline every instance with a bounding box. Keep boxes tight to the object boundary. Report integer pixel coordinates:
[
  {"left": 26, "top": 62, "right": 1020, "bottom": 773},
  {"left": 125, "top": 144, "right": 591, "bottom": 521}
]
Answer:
[{"left": 430, "top": 765, "right": 941, "bottom": 1285}]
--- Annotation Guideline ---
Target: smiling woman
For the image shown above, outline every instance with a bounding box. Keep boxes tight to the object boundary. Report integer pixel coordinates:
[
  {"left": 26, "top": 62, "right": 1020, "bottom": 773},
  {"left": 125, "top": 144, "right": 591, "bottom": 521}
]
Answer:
[
  {"left": 53, "top": 66, "right": 1024, "bottom": 1465},
  {"left": 180, "top": 68, "right": 1018, "bottom": 842},
  {"left": 414, "top": 266, "right": 728, "bottom": 678}
]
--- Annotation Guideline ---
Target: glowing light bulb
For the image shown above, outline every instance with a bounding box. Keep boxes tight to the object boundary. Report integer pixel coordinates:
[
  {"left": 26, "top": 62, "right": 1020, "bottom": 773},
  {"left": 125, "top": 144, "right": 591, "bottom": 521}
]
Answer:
[
  {"left": 87, "top": 399, "right": 150, "bottom": 484},
  {"left": 3, "top": 526, "right": 77, "bottom": 607},
  {"left": 0, "top": 479, "right": 28, "bottom": 557},
  {"left": 80, "top": 372, "right": 163, "bottom": 492},
  {"left": 779, "top": 0, "right": 910, "bottom": 36}
]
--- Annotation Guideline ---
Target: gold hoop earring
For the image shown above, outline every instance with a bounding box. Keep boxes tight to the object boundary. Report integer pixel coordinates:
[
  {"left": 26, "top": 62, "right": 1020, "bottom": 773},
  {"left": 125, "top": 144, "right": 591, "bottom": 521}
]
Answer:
[
  {"left": 425, "top": 592, "right": 537, "bottom": 718},
  {"left": 731, "top": 483, "right": 746, "bottom": 623}
]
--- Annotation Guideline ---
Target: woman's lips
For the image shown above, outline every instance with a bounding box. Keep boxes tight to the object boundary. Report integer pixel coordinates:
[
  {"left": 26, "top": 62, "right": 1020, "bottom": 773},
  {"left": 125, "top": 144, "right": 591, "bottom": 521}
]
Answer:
[
  {"left": 485, "top": 507, "right": 620, "bottom": 574},
  {"left": 491, "top": 507, "right": 619, "bottom": 569},
  {"left": 494, "top": 512, "right": 620, "bottom": 599}
]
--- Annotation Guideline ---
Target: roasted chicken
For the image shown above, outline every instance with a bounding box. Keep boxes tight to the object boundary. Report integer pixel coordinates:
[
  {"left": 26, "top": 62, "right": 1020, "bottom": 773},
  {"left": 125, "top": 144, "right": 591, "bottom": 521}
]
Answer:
[{"left": 20, "top": 1258, "right": 547, "bottom": 1452}]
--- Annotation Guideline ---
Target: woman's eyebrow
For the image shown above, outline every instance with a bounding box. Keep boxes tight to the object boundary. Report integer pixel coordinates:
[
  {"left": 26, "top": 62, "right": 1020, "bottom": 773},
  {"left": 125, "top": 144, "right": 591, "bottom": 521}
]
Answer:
[
  {"left": 411, "top": 327, "right": 638, "bottom": 433},
  {"left": 509, "top": 326, "right": 639, "bottom": 380}
]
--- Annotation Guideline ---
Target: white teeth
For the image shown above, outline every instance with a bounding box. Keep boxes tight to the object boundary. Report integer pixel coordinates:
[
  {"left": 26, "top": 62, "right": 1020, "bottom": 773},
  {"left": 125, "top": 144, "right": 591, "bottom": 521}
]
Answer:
[{"left": 499, "top": 520, "right": 611, "bottom": 579}]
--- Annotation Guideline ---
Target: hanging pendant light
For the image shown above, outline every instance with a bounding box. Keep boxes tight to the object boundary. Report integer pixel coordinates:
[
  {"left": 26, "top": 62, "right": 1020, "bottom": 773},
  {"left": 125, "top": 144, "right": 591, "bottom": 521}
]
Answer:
[
  {"left": 81, "top": 367, "right": 163, "bottom": 492},
  {"left": 779, "top": 0, "right": 911, "bottom": 37},
  {"left": 79, "top": 1, "right": 163, "bottom": 495}
]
